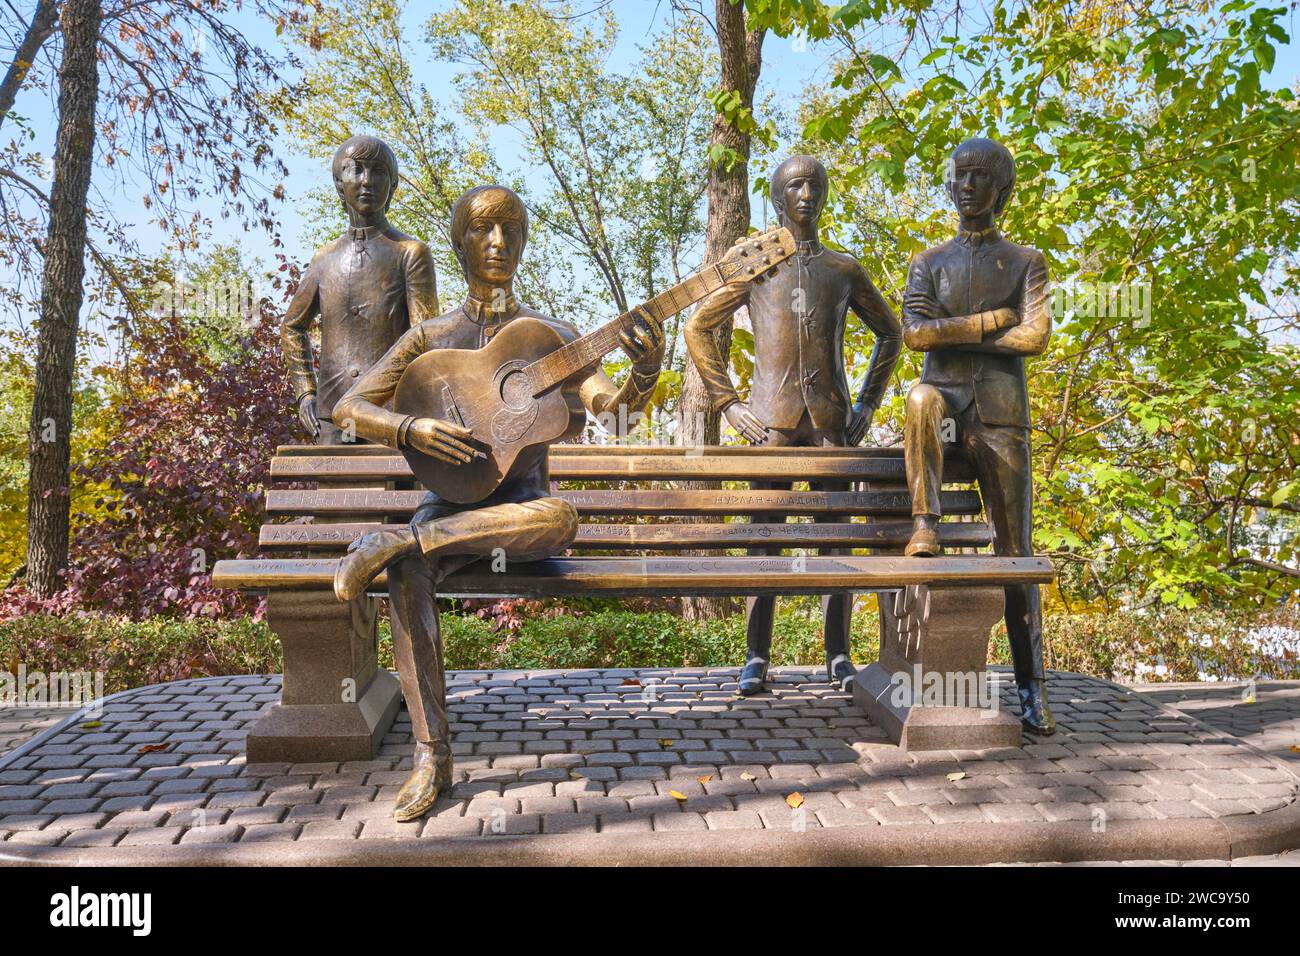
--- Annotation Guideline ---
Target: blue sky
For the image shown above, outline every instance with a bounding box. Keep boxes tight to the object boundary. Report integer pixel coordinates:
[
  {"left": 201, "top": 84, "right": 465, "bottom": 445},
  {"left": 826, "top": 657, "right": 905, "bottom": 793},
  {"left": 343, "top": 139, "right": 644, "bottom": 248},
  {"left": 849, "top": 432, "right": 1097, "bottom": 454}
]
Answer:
[{"left": 7, "top": 0, "right": 1300, "bottom": 291}]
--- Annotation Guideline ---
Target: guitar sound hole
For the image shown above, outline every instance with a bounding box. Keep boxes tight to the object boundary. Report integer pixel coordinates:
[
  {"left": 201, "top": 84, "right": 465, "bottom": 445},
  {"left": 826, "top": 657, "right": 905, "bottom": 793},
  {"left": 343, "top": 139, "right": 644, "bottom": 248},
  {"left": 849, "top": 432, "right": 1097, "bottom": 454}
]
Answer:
[{"left": 499, "top": 369, "right": 533, "bottom": 410}]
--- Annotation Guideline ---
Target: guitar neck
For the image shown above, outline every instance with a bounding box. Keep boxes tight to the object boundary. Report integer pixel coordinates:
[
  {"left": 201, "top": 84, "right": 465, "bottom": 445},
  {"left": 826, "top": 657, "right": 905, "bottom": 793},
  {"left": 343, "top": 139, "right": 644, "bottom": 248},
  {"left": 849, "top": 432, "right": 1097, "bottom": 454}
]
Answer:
[{"left": 525, "top": 265, "right": 728, "bottom": 395}]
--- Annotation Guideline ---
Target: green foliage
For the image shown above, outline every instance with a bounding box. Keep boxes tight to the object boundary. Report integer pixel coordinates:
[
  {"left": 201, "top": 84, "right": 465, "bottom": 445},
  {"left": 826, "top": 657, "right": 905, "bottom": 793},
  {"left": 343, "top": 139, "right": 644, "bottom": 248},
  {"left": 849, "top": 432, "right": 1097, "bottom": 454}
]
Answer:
[
  {"left": 0, "top": 329, "right": 120, "bottom": 583},
  {"left": 990, "top": 604, "right": 1300, "bottom": 682},
  {"left": 379, "top": 604, "right": 879, "bottom": 670},
  {"left": 0, "top": 614, "right": 281, "bottom": 694},
  {"left": 7, "top": 606, "right": 1293, "bottom": 694},
  {"left": 756, "top": 0, "right": 1300, "bottom": 609}
]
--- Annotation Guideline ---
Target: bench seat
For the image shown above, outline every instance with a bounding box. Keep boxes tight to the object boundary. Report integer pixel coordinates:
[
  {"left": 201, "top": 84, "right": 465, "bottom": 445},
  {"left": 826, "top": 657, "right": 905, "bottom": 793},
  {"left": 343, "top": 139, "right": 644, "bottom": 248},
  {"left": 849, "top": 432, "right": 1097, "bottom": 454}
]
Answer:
[{"left": 212, "top": 442, "right": 1052, "bottom": 761}]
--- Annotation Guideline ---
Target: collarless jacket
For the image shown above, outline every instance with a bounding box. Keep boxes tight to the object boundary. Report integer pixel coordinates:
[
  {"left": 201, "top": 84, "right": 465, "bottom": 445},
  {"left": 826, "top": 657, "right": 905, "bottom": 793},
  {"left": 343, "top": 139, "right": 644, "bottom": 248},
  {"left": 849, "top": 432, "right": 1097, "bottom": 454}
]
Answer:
[
  {"left": 903, "top": 233, "right": 1051, "bottom": 429},
  {"left": 281, "top": 223, "right": 439, "bottom": 423},
  {"left": 686, "top": 246, "right": 901, "bottom": 433}
]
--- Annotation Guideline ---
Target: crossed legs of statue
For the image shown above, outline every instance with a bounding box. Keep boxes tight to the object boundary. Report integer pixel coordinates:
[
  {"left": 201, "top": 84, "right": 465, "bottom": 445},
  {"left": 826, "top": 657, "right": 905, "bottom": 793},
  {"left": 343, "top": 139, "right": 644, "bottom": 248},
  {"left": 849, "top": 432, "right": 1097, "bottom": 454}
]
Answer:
[
  {"left": 740, "top": 411, "right": 855, "bottom": 696},
  {"left": 902, "top": 382, "right": 1056, "bottom": 735},
  {"left": 334, "top": 495, "right": 579, "bottom": 821}
]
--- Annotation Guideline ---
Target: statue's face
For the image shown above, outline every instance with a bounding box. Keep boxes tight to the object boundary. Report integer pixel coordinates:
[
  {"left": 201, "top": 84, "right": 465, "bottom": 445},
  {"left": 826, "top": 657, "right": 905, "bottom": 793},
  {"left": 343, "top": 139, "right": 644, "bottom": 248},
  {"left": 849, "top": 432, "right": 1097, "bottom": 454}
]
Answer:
[
  {"left": 335, "top": 155, "right": 392, "bottom": 217},
  {"left": 948, "top": 156, "right": 999, "bottom": 219},
  {"left": 461, "top": 207, "right": 525, "bottom": 284},
  {"left": 779, "top": 174, "right": 825, "bottom": 228}
]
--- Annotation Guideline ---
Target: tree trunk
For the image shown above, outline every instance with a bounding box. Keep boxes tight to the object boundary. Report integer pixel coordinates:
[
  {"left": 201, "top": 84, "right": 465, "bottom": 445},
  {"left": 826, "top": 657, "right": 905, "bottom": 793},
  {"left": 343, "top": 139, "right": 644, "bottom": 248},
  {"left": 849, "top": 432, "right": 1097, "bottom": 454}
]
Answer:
[
  {"left": 26, "top": 0, "right": 100, "bottom": 597},
  {"left": 677, "top": 1, "right": 764, "bottom": 621},
  {"left": 0, "top": 0, "right": 60, "bottom": 134}
]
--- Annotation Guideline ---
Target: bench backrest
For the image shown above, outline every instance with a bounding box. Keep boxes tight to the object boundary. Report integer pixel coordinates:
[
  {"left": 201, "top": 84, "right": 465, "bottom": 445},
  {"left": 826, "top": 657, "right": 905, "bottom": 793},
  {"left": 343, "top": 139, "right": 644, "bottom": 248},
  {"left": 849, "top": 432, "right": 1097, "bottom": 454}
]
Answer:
[{"left": 258, "top": 443, "right": 992, "bottom": 555}]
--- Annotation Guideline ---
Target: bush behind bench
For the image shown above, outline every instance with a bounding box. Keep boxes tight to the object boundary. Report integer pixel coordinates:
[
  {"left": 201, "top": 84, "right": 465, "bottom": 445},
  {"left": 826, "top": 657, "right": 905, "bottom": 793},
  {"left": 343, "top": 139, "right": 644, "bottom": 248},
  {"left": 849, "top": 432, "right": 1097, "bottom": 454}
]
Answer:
[{"left": 0, "top": 605, "right": 1294, "bottom": 697}]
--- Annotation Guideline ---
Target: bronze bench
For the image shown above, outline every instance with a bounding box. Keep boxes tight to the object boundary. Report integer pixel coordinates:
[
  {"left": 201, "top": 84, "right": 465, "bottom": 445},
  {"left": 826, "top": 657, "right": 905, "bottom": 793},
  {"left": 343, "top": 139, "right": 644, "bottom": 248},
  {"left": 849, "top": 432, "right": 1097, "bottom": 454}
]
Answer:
[{"left": 212, "top": 444, "right": 1054, "bottom": 760}]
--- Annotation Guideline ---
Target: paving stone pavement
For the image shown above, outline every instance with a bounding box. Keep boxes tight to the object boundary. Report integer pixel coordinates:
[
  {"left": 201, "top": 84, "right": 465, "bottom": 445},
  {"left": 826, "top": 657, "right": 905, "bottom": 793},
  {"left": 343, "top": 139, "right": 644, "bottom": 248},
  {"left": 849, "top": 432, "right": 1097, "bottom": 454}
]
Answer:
[
  {"left": 0, "top": 707, "right": 67, "bottom": 756},
  {"left": 1, "top": 667, "right": 1297, "bottom": 857},
  {"left": 1131, "top": 681, "right": 1300, "bottom": 763}
]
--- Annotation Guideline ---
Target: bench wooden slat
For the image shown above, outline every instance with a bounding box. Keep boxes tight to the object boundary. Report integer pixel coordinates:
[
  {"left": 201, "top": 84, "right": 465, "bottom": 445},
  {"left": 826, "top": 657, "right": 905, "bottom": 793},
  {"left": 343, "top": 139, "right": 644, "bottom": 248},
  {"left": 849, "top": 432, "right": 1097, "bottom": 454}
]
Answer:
[
  {"left": 260, "top": 519, "right": 992, "bottom": 552},
  {"left": 212, "top": 554, "right": 1055, "bottom": 596},
  {"left": 264, "top": 488, "right": 983, "bottom": 518},
  {"left": 272, "top": 443, "right": 963, "bottom": 459},
  {"left": 270, "top": 450, "right": 974, "bottom": 483}
]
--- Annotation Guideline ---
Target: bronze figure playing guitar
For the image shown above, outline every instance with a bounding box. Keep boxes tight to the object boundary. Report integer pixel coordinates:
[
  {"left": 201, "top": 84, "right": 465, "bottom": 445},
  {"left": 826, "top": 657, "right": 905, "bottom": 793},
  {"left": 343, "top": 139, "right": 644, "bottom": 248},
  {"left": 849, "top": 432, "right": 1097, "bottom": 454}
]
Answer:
[
  {"left": 330, "top": 184, "right": 791, "bottom": 822},
  {"left": 393, "top": 224, "right": 796, "bottom": 503}
]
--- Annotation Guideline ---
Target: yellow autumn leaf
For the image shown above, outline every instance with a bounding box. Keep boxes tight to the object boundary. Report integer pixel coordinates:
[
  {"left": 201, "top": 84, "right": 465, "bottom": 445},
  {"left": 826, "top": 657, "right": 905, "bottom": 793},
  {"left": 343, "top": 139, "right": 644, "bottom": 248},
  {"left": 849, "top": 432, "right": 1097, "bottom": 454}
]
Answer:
[
  {"left": 740, "top": 772, "right": 757, "bottom": 781},
  {"left": 697, "top": 775, "right": 713, "bottom": 785},
  {"left": 947, "top": 771, "right": 967, "bottom": 782},
  {"left": 658, "top": 739, "right": 674, "bottom": 748},
  {"left": 80, "top": 721, "right": 103, "bottom": 730},
  {"left": 669, "top": 790, "right": 688, "bottom": 802},
  {"left": 786, "top": 792, "right": 804, "bottom": 809}
]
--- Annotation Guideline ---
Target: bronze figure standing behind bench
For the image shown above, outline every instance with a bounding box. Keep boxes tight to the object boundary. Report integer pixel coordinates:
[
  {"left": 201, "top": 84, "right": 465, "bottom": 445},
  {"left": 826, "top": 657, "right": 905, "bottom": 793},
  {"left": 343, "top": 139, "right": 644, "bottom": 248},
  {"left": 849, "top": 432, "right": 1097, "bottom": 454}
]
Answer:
[
  {"left": 685, "top": 156, "right": 902, "bottom": 696},
  {"left": 281, "top": 135, "right": 440, "bottom": 443}
]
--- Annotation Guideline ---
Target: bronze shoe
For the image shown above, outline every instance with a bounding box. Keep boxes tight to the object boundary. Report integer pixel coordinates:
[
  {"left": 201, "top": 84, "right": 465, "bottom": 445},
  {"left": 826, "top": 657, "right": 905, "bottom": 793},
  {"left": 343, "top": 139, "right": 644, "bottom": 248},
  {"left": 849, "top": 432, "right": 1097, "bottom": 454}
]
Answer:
[
  {"left": 904, "top": 516, "right": 941, "bottom": 557},
  {"left": 333, "top": 527, "right": 419, "bottom": 601},
  {"left": 394, "top": 742, "right": 454, "bottom": 823}
]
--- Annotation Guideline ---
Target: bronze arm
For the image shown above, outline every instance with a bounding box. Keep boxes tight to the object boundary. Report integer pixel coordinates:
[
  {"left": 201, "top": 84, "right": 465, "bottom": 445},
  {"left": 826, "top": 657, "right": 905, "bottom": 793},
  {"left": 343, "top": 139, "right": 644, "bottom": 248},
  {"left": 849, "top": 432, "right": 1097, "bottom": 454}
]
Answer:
[
  {"left": 281, "top": 264, "right": 321, "bottom": 402},
  {"left": 900, "top": 254, "right": 1016, "bottom": 351},
  {"left": 331, "top": 323, "right": 432, "bottom": 448},
  {"left": 682, "top": 282, "right": 750, "bottom": 414},
  {"left": 404, "top": 242, "right": 441, "bottom": 327},
  {"left": 848, "top": 264, "right": 903, "bottom": 410},
  {"left": 955, "top": 253, "right": 1052, "bottom": 357}
]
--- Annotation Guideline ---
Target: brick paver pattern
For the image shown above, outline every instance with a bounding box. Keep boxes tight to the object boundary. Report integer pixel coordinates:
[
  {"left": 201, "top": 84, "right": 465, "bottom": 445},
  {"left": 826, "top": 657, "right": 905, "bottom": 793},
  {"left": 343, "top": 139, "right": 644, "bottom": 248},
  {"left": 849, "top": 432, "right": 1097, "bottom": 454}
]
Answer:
[
  {"left": 0, "top": 707, "right": 67, "bottom": 756},
  {"left": 1, "top": 668, "right": 1296, "bottom": 850},
  {"left": 1133, "top": 681, "right": 1300, "bottom": 763}
]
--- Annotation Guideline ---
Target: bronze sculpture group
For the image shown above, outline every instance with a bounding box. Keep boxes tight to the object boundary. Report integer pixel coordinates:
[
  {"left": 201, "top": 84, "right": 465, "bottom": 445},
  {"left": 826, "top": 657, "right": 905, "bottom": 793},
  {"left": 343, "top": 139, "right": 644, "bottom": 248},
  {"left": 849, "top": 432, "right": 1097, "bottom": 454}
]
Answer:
[{"left": 281, "top": 134, "right": 1056, "bottom": 822}]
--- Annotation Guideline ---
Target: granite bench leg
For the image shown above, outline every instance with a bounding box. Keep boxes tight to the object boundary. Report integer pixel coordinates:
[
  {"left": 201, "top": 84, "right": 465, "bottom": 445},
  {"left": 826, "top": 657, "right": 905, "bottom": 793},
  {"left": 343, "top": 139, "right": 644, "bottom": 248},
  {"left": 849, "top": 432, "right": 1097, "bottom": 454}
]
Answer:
[
  {"left": 246, "top": 591, "right": 401, "bottom": 763},
  {"left": 853, "top": 585, "right": 1022, "bottom": 750}
]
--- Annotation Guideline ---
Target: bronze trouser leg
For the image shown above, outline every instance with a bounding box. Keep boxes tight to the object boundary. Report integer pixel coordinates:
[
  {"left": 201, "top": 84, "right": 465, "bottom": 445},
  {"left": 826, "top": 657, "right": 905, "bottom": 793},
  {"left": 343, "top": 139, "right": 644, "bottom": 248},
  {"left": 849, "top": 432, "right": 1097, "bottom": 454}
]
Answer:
[
  {"left": 961, "top": 415, "right": 1045, "bottom": 684},
  {"left": 744, "top": 473, "right": 787, "bottom": 661},
  {"left": 387, "top": 556, "right": 450, "bottom": 752},
  {"left": 812, "top": 428, "right": 851, "bottom": 659},
  {"left": 904, "top": 383, "right": 951, "bottom": 518},
  {"left": 387, "top": 496, "right": 579, "bottom": 747},
  {"left": 412, "top": 497, "right": 579, "bottom": 562},
  {"left": 745, "top": 421, "right": 850, "bottom": 660}
]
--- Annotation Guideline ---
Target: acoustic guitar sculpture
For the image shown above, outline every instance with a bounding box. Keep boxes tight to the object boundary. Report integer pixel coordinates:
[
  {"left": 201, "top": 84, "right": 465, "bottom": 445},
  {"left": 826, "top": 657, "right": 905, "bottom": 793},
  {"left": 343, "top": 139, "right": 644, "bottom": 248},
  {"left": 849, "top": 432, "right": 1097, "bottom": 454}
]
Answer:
[{"left": 394, "top": 226, "right": 796, "bottom": 503}]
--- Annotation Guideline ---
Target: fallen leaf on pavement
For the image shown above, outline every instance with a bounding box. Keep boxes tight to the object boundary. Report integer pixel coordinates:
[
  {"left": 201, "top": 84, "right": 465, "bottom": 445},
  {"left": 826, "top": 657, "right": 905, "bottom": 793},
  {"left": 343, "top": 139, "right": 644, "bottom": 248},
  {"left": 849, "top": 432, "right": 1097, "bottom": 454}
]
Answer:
[
  {"left": 669, "top": 790, "right": 688, "bottom": 803},
  {"left": 138, "top": 743, "right": 171, "bottom": 754},
  {"left": 946, "top": 771, "right": 967, "bottom": 782},
  {"left": 786, "top": 792, "right": 804, "bottom": 809}
]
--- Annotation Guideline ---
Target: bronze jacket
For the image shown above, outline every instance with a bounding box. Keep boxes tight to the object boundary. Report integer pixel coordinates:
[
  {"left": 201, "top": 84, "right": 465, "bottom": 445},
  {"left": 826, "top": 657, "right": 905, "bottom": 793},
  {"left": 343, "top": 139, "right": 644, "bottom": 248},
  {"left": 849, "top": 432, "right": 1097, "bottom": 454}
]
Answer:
[
  {"left": 281, "top": 222, "right": 439, "bottom": 422},
  {"left": 902, "top": 229, "right": 1051, "bottom": 428},
  {"left": 332, "top": 297, "right": 658, "bottom": 509},
  {"left": 685, "top": 245, "right": 901, "bottom": 433}
]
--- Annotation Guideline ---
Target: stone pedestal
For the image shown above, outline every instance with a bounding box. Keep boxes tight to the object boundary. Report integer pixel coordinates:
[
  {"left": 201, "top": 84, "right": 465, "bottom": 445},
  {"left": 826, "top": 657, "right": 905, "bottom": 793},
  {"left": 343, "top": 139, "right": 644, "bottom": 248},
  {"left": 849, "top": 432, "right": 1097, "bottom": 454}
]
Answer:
[
  {"left": 853, "top": 585, "right": 1022, "bottom": 750},
  {"left": 247, "top": 591, "right": 401, "bottom": 763}
]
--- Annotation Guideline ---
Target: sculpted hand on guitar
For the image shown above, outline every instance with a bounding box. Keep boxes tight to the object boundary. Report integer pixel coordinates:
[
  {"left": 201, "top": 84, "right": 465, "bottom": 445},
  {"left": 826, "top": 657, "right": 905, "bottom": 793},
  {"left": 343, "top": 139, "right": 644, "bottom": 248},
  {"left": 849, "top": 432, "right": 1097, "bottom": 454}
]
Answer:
[
  {"left": 619, "top": 306, "right": 665, "bottom": 375},
  {"left": 404, "top": 417, "right": 477, "bottom": 465}
]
